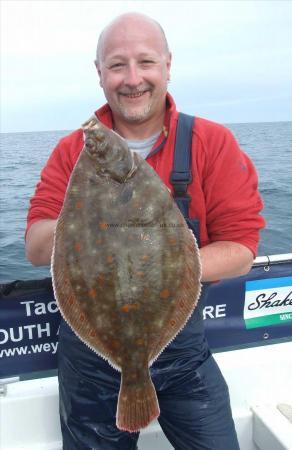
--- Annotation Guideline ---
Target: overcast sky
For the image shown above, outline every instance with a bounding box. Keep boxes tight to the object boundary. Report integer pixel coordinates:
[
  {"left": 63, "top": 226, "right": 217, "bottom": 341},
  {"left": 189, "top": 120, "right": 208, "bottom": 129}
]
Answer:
[{"left": 1, "top": 0, "right": 292, "bottom": 132}]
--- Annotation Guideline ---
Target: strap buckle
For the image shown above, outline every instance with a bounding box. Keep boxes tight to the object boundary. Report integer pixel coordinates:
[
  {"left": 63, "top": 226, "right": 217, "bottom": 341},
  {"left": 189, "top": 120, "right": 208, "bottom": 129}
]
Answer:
[{"left": 170, "top": 171, "right": 192, "bottom": 196}]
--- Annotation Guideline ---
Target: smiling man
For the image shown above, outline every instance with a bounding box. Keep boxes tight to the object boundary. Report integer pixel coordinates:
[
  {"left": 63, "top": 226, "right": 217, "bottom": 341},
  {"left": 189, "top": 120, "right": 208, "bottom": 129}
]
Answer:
[
  {"left": 95, "top": 14, "right": 171, "bottom": 136},
  {"left": 25, "top": 12, "right": 264, "bottom": 450}
]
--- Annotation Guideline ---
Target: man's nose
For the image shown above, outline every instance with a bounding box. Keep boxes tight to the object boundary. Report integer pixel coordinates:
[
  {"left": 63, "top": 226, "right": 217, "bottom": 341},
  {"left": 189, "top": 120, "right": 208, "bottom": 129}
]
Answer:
[{"left": 124, "top": 63, "right": 143, "bottom": 87}]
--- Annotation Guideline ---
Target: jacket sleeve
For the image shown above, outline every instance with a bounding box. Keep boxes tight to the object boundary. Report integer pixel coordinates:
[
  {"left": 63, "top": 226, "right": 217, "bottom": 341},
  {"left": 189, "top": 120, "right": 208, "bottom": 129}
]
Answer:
[
  {"left": 25, "top": 130, "right": 83, "bottom": 237},
  {"left": 202, "top": 124, "right": 265, "bottom": 256}
]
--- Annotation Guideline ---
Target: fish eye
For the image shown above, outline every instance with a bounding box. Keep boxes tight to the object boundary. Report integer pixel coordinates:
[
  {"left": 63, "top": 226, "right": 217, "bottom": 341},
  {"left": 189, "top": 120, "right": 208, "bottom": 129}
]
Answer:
[
  {"left": 85, "top": 138, "right": 99, "bottom": 157},
  {"left": 86, "top": 138, "right": 96, "bottom": 150}
]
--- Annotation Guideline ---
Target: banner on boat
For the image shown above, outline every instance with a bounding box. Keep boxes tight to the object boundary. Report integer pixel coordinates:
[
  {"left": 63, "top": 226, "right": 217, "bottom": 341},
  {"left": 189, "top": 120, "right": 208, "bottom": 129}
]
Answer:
[
  {"left": 244, "top": 276, "right": 292, "bottom": 329},
  {"left": 0, "top": 281, "right": 60, "bottom": 377},
  {"left": 1, "top": 261, "right": 292, "bottom": 378}
]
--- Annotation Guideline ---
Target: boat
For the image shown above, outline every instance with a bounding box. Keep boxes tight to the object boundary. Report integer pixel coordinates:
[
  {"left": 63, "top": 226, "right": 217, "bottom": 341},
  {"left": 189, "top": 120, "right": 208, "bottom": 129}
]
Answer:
[{"left": 1, "top": 253, "right": 292, "bottom": 450}]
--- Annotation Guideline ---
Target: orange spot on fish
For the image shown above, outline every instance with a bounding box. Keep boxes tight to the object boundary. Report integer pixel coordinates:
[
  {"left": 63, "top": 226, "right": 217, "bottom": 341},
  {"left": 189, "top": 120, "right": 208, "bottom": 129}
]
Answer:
[
  {"left": 99, "top": 222, "right": 108, "bottom": 230},
  {"left": 160, "top": 289, "right": 170, "bottom": 299},
  {"left": 90, "top": 330, "right": 97, "bottom": 338},
  {"left": 136, "top": 271, "right": 144, "bottom": 278},
  {"left": 141, "top": 254, "right": 150, "bottom": 262},
  {"left": 75, "top": 201, "right": 83, "bottom": 209},
  {"left": 170, "top": 319, "right": 176, "bottom": 327},
  {"left": 97, "top": 273, "right": 105, "bottom": 284},
  {"left": 96, "top": 238, "right": 103, "bottom": 245},
  {"left": 121, "top": 303, "right": 139, "bottom": 313},
  {"left": 168, "top": 237, "right": 177, "bottom": 245},
  {"left": 136, "top": 338, "right": 145, "bottom": 346},
  {"left": 109, "top": 339, "right": 120, "bottom": 350},
  {"left": 107, "top": 255, "right": 114, "bottom": 264},
  {"left": 68, "top": 297, "right": 74, "bottom": 305},
  {"left": 74, "top": 242, "right": 82, "bottom": 252},
  {"left": 88, "top": 288, "right": 97, "bottom": 299},
  {"left": 121, "top": 304, "right": 131, "bottom": 313},
  {"left": 180, "top": 300, "right": 185, "bottom": 308},
  {"left": 79, "top": 314, "right": 85, "bottom": 322}
]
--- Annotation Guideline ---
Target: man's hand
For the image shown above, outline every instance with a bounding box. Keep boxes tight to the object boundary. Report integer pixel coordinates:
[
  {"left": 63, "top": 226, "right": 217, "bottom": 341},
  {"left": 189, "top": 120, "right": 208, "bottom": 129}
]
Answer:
[
  {"left": 25, "top": 219, "right": 57, "bottom": 266},
  {"left": 200, "top": 241, "right": 254, "bottom": 282}
]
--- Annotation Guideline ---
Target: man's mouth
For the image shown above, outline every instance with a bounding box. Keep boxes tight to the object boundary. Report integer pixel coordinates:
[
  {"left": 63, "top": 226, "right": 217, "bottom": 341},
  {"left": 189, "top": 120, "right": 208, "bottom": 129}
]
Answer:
[{"left": 120, "top": 90, "right": 150, "bottom": 99}]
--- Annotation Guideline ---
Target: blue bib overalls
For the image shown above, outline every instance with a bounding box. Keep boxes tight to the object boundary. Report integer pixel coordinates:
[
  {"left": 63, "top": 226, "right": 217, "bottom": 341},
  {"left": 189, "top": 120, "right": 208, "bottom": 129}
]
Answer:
[{"left": 58, "top": 114, "right": 240, "bottom": 450}]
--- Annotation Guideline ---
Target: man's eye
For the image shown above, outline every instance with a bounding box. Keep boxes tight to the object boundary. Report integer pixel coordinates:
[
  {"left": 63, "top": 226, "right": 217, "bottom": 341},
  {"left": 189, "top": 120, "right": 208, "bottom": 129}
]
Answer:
[{"left": 110, "top": 63, "right": 124, "bottom": 69}]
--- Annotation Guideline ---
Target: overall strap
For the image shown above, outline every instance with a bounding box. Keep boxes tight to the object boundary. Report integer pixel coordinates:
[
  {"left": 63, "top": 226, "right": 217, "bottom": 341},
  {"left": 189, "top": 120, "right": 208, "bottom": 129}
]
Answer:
[{"left": 170, "top": 112, "right": 195, "bottom": 219}]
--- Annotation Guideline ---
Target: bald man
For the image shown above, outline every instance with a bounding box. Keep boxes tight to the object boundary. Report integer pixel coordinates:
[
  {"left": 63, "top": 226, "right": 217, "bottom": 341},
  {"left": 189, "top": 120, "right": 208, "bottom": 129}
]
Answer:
[{"left": 26, "top": 12, "right": 264, "bottom": 450}]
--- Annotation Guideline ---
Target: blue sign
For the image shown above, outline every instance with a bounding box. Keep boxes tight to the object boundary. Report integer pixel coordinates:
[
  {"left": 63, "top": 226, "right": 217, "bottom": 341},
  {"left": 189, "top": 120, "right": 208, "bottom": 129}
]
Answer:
[{"left": 1, "top": 261, "right": 292, "bottom": 378}]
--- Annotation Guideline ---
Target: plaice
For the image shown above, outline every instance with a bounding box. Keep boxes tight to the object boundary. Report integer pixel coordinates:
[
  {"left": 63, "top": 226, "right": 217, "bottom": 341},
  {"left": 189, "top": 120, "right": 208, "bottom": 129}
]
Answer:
[{"left": 51, "top": 116, "right": 202, "bottom": 432}]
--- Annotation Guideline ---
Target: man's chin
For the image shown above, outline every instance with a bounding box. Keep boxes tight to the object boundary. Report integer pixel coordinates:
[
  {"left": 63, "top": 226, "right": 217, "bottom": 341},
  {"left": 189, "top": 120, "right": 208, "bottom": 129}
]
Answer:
[{"left": 119, "top": 108, "right": 152, "bottom": 124}]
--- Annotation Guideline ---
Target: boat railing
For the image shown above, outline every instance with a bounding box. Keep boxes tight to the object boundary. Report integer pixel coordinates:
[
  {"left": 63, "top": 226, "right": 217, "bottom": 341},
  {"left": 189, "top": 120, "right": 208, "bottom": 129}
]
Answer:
[{"left": 253, "top": 253, "right": 292, "bottom": 267}]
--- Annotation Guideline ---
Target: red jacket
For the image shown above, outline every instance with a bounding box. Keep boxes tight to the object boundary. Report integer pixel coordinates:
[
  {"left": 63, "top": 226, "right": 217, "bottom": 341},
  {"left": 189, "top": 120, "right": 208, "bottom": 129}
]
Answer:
[{"left": 26, "top": 93, "right": 265, "bottom": 256}]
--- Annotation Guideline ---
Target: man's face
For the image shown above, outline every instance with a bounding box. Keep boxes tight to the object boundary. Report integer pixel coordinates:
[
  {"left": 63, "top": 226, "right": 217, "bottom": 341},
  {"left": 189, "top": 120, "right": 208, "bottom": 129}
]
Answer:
[{"left": 96, "top": 19, "right": 171, "bottom": 125}]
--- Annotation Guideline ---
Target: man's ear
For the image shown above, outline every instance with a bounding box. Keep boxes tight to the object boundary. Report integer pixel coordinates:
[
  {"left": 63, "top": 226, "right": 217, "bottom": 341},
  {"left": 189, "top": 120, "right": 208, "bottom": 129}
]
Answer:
[{"left": 166, "top": 52, "right": 172, "bottom": 80}]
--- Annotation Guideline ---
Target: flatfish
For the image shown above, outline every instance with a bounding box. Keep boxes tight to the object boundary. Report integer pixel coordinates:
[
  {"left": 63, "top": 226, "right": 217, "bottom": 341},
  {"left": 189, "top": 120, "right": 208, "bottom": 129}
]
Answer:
[{"left": 52, "top": 116, "right": 202, "bottom": 432}]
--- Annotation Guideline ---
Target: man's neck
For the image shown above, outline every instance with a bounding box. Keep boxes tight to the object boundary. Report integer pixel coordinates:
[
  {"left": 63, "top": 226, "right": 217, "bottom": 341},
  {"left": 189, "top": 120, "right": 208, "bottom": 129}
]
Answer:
[{"left": 113, "top": 109, "right": 165, "bottom": 140}]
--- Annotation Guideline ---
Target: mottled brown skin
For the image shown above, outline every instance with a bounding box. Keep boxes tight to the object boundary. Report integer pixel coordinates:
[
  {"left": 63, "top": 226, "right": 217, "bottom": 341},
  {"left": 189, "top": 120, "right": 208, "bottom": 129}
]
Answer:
[{"left": 52, "top": 116, "right": 202, "bottom": 432}]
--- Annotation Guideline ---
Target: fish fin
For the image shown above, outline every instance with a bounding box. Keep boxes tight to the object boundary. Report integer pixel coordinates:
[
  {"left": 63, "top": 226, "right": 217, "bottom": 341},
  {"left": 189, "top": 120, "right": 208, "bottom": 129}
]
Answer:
[
  {"left": 51, "top": 219, "right": 122, "bottom": 371},
  {"left": 116, "top": 377, "right": 160, "bottom": 433},
  {"left": 148, "top": 235, "right": 201, "bottom": 363}
]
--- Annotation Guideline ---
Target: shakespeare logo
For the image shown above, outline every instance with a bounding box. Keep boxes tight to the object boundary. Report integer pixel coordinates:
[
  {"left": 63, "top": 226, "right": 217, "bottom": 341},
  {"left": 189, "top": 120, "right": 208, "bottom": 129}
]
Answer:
[{"left": 244, "top": 277, "right": 292, "bottom": 329}]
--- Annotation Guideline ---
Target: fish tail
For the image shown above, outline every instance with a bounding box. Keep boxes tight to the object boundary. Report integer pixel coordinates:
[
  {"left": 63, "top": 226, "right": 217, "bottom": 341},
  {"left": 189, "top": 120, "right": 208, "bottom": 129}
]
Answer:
[{"left": 116, "top": 377, "right": 160, "bottom": 432}]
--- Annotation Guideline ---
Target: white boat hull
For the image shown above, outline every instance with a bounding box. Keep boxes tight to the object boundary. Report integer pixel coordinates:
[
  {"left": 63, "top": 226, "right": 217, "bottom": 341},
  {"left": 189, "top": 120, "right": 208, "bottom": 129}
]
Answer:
[{"left": 1, "top": 340, "right": 292, "bottom": 450}]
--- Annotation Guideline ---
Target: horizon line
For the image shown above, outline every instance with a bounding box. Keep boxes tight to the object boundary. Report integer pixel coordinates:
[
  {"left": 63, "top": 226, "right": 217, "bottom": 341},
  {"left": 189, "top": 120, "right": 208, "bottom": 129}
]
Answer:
[{"left": 1, "top": 119, "right": 292, "bottom": 134}]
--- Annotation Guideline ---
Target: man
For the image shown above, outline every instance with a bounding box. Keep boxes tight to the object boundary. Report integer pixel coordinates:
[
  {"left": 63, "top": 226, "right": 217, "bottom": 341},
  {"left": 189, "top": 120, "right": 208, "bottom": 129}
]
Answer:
[{"left": 26, "top": 12, "right": 265, "bottom": 450}]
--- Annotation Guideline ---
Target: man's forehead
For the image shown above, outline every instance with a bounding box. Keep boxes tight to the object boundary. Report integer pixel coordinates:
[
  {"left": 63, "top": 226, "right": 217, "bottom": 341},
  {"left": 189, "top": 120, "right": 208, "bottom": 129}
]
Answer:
[{"left": 102, "top": 35, "right": 164, "bottom": 60}]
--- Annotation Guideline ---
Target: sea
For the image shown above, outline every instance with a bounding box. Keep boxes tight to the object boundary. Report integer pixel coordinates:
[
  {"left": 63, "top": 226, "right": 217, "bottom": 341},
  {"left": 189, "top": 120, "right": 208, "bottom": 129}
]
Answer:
[{"left": 0, "top": 121, "right": 291, "bottom": 284}]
